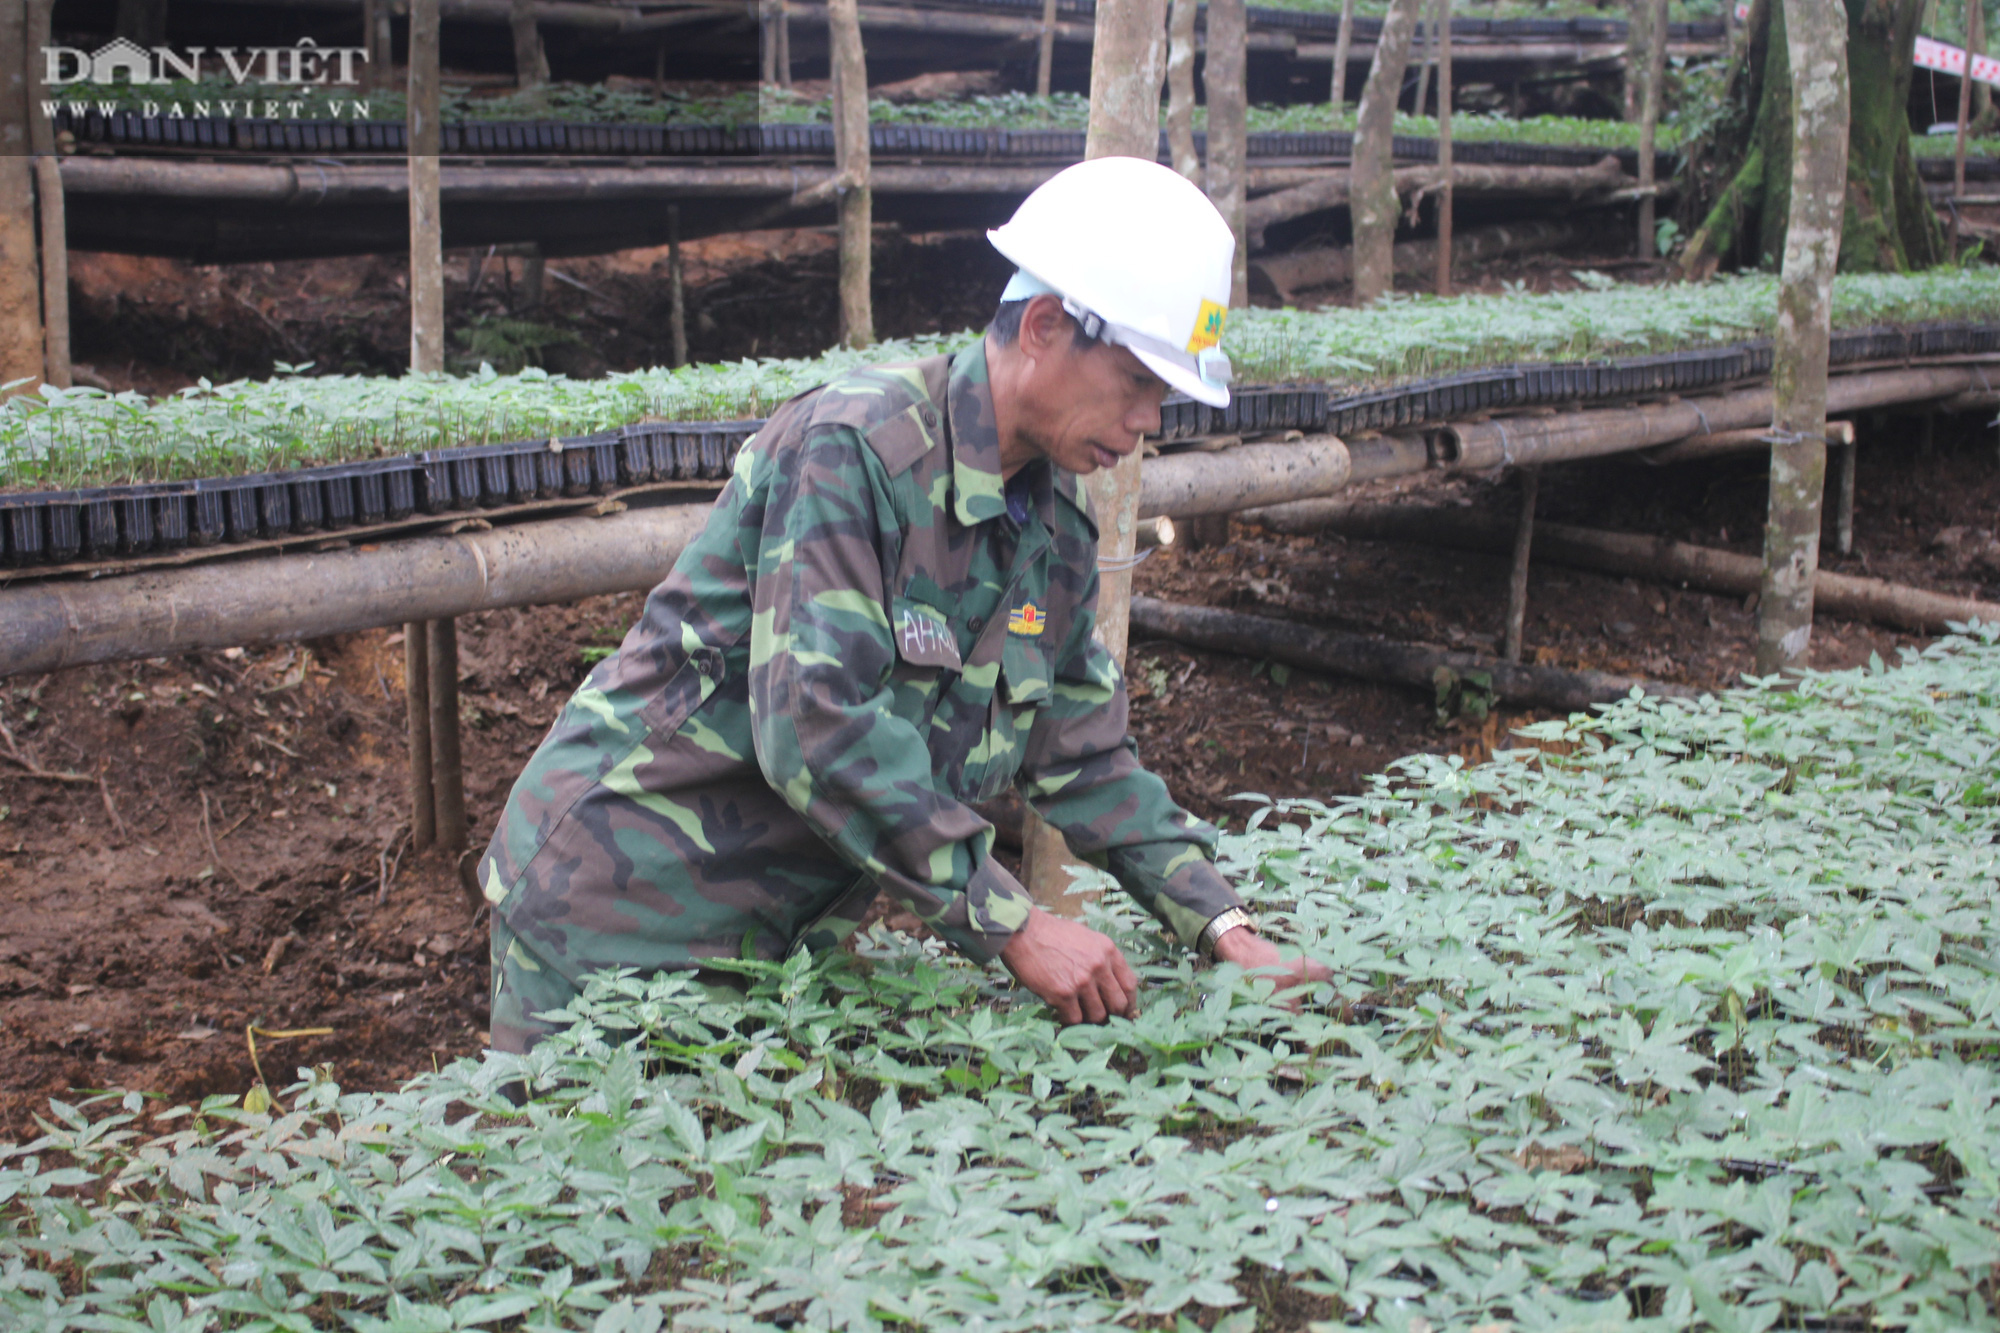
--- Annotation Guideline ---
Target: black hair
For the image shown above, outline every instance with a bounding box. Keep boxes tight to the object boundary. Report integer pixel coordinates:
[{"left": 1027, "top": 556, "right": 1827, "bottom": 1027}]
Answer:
[{"left": 986, "top": 296, "right": 1102, "bottom": 349}]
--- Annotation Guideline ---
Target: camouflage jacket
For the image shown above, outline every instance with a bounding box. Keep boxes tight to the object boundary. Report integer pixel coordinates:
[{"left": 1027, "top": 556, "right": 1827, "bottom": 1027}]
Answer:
[{"left": 478, "top": 340, "right": 1242, "bottom": 984}]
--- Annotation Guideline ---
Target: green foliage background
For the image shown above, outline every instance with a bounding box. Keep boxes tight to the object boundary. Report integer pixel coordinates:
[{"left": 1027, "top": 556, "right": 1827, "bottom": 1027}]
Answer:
[{"left": 8, "top": 627, "right": 2000, "bottom": 1329}]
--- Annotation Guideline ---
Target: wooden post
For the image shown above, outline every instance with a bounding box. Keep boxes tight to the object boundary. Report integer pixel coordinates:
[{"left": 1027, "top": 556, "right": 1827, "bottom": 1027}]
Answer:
[
  {"left": 667, "top": 205, "right": 689, "bottom": 369},
  {"left": 1207, "top": 0, "right": 1248, "bottom": 306},
  {"left": 1502, "top": 467, "right": 1537, "bottom": 663},
  {"left": 761, "top": 0, "right": 778, "bottom": 84},
  {"left": 1636, "top": 0, "right": 1667, "bottom": 258},
  {"left": 1433, "top": 0, "right": 1453, "bottom": 297},
  {"left": 1411, "top": 12, "right": 1432, "bottom": 116},
  {"left": 427, "top": 617, "right": 467, "bottom": 852},
  {"left": 1972, "top": 0, "right": 1989, "bottom": 130},
  {"left": 408, "top": 0, "right": 445, "bottom": 375},
  {"left": 1755, "top": 0, "right": 1848, "bottom": 675},
  {"left": 776, "top": 0, "right": 791, "bottom": 88},
  {"left": 0, "top": 0, "right": 42, "bottom": 397},
  {"left": 829, "top": 0, "right": 873, "bottom": 348},
  {"left": 1166, "top": 0, "right": 1201, "bottom": 183},
  {"left": 28, "top": 2, "right": 68, "bottom": 390},
  {"left": 1023, "top": 0, "right": 1170, "bottom": 914},
  {"left": 403, "top": 621, "right": 436, "bottom": 852},
  {"left": 1351, "top": 0, "right": 1423, "bottom": 304},
  {"left": 1330, "top": 0, "right": 1356, "bottom": 110},
  {"left": 1953, "top": 0, "right": 1975, "bottom": 256},
  {"left": 1833, "top": 429, "right": 1856, "bottom": 557},
  {"left": 365, "top": 0, "right": 394, "bottom": 92},
  {"left": 510, "top": 0, "right": 550, "bottom": 92},
  {"left": 517, "top": 242, "right": 544, "bottom": 313},
  {"left": 1036, "top": 0, "right": 1060, "bottom": 97}
]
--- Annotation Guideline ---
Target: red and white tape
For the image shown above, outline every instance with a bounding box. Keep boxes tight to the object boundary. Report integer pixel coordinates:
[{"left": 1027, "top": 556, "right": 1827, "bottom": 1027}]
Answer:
[{"left": 1719, "top": 13, "right": 2000, "bottom": 90}]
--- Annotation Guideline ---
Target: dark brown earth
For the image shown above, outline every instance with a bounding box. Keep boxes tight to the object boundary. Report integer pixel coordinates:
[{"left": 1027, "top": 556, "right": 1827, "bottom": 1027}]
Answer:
[{"left": 8, "top": 241, "right": 1997, "bottom": 1142}]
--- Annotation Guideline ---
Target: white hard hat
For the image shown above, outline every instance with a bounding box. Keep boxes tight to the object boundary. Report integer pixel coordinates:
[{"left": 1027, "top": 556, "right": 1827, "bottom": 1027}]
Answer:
[{"left": 988, "top": 156, "right": 1235, "bottom": 408}]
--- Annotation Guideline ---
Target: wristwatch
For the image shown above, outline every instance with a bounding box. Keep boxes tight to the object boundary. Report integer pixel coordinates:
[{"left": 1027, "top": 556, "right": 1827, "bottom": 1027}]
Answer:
[{"left": 1197, "top": 906, "right": 1257, "bottom": 960}]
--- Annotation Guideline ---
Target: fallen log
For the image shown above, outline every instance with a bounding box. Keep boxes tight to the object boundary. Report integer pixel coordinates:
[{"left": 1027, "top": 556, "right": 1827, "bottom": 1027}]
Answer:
[
  {"left": 1243, "top": 502, "right": 2000, "bottom": 635},
  {"left": 1138, "top": 437, "right": 1351, "bottom": 520},
  {"left": 0, "top": 501, "right": 710, "bottom": 680},
  {"left": 1245, "top": 155, "right": 1627, "bottom": 247},
  {"left": 1129, "top": 595, "right": 1690, "bottom": 712},
  {"left": 1251, "top": 216, "right": 1584, "bottom": 301}
]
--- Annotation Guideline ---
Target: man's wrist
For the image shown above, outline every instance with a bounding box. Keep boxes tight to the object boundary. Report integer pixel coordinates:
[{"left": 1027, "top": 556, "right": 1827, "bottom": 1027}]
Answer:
[{"left": 1197, "top": 905, "right": 1256, "bottom": 960}]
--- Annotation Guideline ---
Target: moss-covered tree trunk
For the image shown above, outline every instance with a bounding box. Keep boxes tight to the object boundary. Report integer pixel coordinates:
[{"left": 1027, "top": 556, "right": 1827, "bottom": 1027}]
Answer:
[{"left": 1683, "top": 0, "right": 1940, "bottom": 274}]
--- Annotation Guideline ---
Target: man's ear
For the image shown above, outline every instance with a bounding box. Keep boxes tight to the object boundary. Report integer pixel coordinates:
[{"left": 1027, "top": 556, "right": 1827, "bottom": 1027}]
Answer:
[{"left": 1017, "top": 293, "right": 1069, "bottom": 362}]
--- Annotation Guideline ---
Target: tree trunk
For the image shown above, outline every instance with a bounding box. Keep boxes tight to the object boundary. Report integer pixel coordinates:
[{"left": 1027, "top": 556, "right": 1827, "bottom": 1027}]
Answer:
[
  {"left": 1037, "top": 0, "right": 1059, "bottom": 97},
  {"left": 510, "top": 0, "right": 551, "bottom": 92},
  {"left": 1623, "top": 0, "right": 1649, "bottom": 121},
  {"left": 1411, "top": 13, "right": 1431, "bottom": 115},
  {"left": 830, "top": 0, "right": 873, "bottom": 348},
  {"left": 408, "top": 0, "right": 444, "bottom": 375},
  {"left": 1351, "top": 0, "right": 1423, "bottom": 303},
  {"left": 1636, "top": 0, "right": 1667, "bottom": 257},
  {"left": 1206, "top": 0, "right": 1248, "bottom": 305},
  {"left": 1683, "top": 0, "right": 1937, "bottom": 274},
  {"left": 1330, "top": 0, "right": 1356, "bottom": 109},
  {"left": 1167, "top": 0, "right": 1201, "bottom": 183},
  {"left": 1755, "top": 0, "right": 1847, "bottom": 675},
  {"left": 1432, "top": 0, "right": 1453, "bottom": 295},
  {"left": 1, "top": 0, "right": 42, "bottom": 397}
]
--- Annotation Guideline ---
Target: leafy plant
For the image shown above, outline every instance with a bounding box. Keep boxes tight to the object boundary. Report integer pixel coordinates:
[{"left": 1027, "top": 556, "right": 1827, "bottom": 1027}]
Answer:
[
  {"left": 8, "top": 624, "right": 2000, "bottom": 1329},
  {"left": 451, "top": 315, "right": 584, "bottom": 375}
]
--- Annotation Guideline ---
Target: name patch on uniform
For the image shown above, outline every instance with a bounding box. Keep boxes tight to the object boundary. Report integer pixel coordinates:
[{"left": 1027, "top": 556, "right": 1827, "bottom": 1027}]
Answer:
[
  {"left": 895, "top": 601, "right": 963, "bottom": 670},
  {"left": 1186, "top": 299, "right": 1227, "bottom": 354},
  {"left": 1007, "top": 602, "right": 1046, "bottom": 637}
]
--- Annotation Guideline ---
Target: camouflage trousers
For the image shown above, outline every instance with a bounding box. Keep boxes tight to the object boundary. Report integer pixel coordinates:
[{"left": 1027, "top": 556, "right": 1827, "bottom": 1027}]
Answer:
[{"left": 488, "top": 880, "right": 881, "bottom": 1055}]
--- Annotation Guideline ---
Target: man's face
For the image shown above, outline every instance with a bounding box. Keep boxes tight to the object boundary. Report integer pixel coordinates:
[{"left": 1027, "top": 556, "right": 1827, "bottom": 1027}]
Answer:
[{"left": 1012, "top": 325, "right": 1168, "bottom": 476}]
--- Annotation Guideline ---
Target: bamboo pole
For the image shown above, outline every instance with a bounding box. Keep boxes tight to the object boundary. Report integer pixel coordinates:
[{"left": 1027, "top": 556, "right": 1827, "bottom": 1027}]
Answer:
[
  {"left": 829, "top": 0, "right": 873, "bottom": 348},
  {"left": 403, "top": 621, "right": 436, "bottom": 852},
  {"left": 427, "top": 617, "right": 467, "bottom": 852},
  {"left": 1206, "top": 0, "right": 1249, "bottom": 306},
  {"left": 1756, "top": 0, "right": 1847, "bottom": 674},
  {"left": 1502, "top": 467, "right": 1536, "bottom": 663},
  {"left": 408, "top": 0, "right": 445, "bottom": 375},
  {"left": 1635, "top": 0, "right": 1666, "bottom": 258},
  {"left": 1330, "top": 0, "right": 1356, "bottom": 109},
  {"left": 1130, "top": 597, "right": 1690, "bottom": 711},
  {"left": 1036, "top": 0, "right": 1060, "bottom": 97},
  {"left": 667, "top": 204, "right": 689, "bottom": 369},
  {"left": 1353, "top": 0, "right": 1432, "bottom": 303},
  {"left": 1137, "top": 438, "right": 1352, "bottom": 519},
  {"left": 1167, "top": 0, "right": 1202, "bottom": 184},
  {"left": 1433, "top": 0, "right": 1453, "bottom": 296},
  {"left": 0, "top": 0, "right": 43, "bottom": 397}
]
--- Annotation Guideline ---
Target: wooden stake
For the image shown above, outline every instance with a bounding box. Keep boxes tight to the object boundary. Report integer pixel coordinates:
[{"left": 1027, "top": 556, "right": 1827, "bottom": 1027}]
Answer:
[
  {"left": 776, "top": 0, "right": 792, "bottom": 88},
  {"left": 1432, "top": 0, "right": 1453, "bottom": 297},
  {"left": 1206, "top": 0, "right": 1249, "bottom": 306},
  {"left": 1953, "top": 0, "right": 1975, "bottom": 256},
  {"left": 1756, "top": 0, "right": 1847, "bottom": 674},
  {"left": 1351, "top": 0, "right": 1424, "bottom": 304},
  {"left": 1166, "top": 0, "right": 1202, "bottom": 184},
  {"left": 1635, "top": 0, "right": 1667, "bottom": 258},
  {"left": 1036, "top": 0, "right": 1060, "bottom": 97},
  {"left": 1833, "top": 433, "right": 1856, "bottom": 558},
  {"left": 1411, "top": 12, "right": 1432, "bottom": 116},
  {"left": 32, "top": 158, "right": 71, "bottom": 391},
  {"left": 408, "top": 0, "right": 445, "bottom": 375},
  {"left": 368, "top": 0, "right": 395, "bottom": 92},
  {"left": 517, "top": 243, "right": 544, "bottom": 313},
  {"left": 1503, "top": 467, "right": 1537, "bottom": 663},
  {"left": 510, "top": 0, "right": 550, "bottom": 92},
  {"left": 404, "top": 621, "right": 436, "bottom": 853},
  {"left": 667, "top": 205, "right": 689, "bottom": 369},
  {"left": 1330, "top": 0, "right": 1356, "bottom": 110},
  {"left": 761, "top": 0, "right": 778, "bottom": 83},
  {"left": 427, "top": 617, "right": 467, "bottom": 852},
  {"left": 829, "top": 0, "right": 873, "bottom": 348}
]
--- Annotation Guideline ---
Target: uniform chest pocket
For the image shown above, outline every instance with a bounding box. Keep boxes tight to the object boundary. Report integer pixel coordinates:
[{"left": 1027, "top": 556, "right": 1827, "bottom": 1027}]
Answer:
[{"left": 1000, "top": 634, "right": 1052, "bottom": 708}]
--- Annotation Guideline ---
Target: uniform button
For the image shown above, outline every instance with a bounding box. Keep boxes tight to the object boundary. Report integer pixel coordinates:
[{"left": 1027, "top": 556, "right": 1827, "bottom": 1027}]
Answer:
[
  {"left": 969, "top": 616, "right": 984, "bottom": 632},
  {"left": 921, "top": 407, "right": 938, "bottom": 428}
]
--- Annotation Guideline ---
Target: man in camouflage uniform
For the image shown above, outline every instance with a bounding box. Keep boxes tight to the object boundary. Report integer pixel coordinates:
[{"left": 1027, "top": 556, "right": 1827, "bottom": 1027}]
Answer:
[{"left": 479, "top": 160, "right": 1324, "bottom": 1052}]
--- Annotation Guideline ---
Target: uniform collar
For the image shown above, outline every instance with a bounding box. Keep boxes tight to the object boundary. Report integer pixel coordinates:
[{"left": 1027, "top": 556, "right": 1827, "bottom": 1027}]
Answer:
[{"left": 947, "top": 340, "right": 1090, "bottom": 529}]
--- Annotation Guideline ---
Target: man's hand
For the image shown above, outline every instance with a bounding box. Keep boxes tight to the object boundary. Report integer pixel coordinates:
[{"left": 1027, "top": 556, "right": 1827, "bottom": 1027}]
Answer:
[
  {"left": 1210, "top": 927, "right": 1331, "bottom": 1008},
  {"left": 999, "top": 907, "right": 1139, "bottom": 1024}
]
